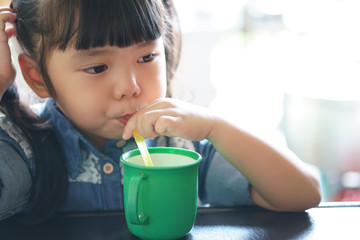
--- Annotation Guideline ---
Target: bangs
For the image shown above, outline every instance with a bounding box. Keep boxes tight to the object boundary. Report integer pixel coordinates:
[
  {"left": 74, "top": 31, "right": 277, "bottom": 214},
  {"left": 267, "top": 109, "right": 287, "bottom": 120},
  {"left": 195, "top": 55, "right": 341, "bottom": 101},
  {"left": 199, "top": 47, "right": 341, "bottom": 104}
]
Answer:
[{"left": 46, "top": 0, "right": 165, "bottom": 50}]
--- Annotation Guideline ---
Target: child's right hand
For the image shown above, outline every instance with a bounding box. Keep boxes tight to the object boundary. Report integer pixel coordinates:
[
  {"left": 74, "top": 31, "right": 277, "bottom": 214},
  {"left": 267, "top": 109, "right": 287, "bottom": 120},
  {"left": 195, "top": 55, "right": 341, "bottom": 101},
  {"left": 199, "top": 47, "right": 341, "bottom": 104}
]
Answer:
[{"left": 0, "top": 7, "right": 17, "bottom": 98}]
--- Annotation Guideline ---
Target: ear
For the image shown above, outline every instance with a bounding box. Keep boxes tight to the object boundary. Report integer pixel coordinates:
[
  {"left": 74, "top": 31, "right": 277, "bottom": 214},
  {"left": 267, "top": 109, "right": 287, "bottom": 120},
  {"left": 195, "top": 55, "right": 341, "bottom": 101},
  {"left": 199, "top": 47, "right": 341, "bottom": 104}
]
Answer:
[{"left": 18, "top": 53, "right": 51, "bottom": 98}]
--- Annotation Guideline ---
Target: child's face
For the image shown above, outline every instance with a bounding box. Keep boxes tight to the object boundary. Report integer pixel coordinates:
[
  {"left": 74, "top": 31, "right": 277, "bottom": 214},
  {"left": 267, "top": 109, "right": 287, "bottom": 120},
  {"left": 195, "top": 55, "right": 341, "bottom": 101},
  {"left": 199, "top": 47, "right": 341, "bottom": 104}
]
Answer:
[{"left": 46, "top": 38, "right": 167, "bottom": 148}]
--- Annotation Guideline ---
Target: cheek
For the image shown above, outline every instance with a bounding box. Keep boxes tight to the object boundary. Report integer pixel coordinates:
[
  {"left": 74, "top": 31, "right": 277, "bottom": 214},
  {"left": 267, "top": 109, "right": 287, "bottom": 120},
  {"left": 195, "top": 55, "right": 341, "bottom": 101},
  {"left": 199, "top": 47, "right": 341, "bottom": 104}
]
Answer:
[
  {"left": 51, "top": 80, "right": 106, "bottom": 128},
  {"left": 52, "top": 83, "right": 96, "bottom": 113},
  {"left": 141, "top": 70, "right": 167, "bottom": 100},
  {"left": 151, "top": 58, "right": 167, "bottom": 97},
  {"left": 57, "top": 90, "right": 104, "bottom": 115},
  {"left": 48, "top": 76, "right": 105, "bottom": 117},
  {"left": 55, "top": 100, "right": 109, "bottom": 137}
]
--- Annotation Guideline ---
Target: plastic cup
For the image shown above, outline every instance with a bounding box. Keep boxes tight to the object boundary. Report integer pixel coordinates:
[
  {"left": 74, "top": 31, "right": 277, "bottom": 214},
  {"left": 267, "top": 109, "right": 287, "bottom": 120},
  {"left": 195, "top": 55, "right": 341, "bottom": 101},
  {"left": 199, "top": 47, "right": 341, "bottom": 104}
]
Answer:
[{"left": 121, "top": 147, "right": 202, "bottom": 239}]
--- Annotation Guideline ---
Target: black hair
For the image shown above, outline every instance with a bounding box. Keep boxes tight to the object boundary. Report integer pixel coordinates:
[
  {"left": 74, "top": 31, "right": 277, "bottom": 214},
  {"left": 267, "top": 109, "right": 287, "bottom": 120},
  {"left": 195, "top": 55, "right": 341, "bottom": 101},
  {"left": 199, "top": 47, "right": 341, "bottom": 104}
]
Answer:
[
  {"left": 3, "top": 0, "right": 181, "bottom": 224},
  {"left": 14, "top": 0, "right": 181, "bottom": 97}
]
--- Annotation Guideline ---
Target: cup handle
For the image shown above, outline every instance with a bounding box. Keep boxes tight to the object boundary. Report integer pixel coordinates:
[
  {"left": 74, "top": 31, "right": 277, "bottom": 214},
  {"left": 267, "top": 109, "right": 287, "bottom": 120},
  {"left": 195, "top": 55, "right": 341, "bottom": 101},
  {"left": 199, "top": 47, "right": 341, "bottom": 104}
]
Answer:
[{"left": 128, "top": 173, "right": 148, "bottom": 225}]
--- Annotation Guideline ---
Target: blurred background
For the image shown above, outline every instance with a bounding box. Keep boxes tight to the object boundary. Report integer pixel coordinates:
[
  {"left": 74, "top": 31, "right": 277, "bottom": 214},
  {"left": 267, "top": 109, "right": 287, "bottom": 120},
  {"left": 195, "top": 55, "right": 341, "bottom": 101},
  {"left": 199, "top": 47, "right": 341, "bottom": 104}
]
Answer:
[
  {"left": 3, "top": 0, "right": 360, "bottom": 201},
  {"left": 173, "top": 0, "right": 360, "bottom": 202}
]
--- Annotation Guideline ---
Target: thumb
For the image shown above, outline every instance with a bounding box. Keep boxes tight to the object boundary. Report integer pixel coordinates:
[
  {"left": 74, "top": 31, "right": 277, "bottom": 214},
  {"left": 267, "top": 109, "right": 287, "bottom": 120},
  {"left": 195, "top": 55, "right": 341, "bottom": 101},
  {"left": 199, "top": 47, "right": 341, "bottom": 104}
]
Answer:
[{"left": 122, "top": 116, "right": 137, "bottom": 140}]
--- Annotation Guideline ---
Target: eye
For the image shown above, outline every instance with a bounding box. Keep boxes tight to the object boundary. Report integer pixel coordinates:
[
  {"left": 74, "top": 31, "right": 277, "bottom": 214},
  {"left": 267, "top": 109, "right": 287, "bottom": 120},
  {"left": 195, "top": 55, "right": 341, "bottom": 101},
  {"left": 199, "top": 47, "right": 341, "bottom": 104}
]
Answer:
[
  {"left": 84, "top": 65, "right": 108, "bottom": 74},
  {"left": 138, "top": 54, "right": 156, "bottom": 63}
]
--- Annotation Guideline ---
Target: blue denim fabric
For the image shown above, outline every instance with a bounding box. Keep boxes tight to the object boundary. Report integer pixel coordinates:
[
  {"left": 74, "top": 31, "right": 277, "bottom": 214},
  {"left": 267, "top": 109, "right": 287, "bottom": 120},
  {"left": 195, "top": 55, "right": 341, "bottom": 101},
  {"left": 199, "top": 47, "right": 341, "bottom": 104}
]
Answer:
[
  {"left": 0, "top": 142, "right": 32, "bottom": 220},
  {"left": 0, "top": 115, "right": 35, "bottom": 220},
  {"left": 0, "top": 99, "right": 253, "bottom": 220}
]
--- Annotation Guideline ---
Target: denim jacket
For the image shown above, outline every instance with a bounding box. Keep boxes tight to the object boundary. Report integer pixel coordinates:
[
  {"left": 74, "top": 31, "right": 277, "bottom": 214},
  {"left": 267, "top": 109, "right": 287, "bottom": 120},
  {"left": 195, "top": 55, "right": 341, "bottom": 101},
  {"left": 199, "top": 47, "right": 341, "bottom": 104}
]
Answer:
[{"left": 0, "top": 99, "right": 252, "bottom": 220}]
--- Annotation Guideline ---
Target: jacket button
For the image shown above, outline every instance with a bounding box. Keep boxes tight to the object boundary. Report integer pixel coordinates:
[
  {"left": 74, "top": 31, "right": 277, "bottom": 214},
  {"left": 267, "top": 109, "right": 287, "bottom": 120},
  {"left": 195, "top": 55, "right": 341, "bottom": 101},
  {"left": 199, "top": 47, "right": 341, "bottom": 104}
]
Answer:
[
  {"left": 116, "top": 139, "right": 126, "bottom": 147},
  {"left": 103, "top": 162, "right": 114, "bottom": 174}
]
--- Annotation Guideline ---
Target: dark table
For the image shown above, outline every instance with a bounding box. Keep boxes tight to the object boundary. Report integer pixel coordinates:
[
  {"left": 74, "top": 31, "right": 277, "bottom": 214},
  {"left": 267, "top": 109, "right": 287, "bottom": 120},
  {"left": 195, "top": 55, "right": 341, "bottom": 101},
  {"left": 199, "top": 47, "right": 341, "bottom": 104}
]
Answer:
[{"left": 1, "top": 202, "right": 359, "bottom": 240}]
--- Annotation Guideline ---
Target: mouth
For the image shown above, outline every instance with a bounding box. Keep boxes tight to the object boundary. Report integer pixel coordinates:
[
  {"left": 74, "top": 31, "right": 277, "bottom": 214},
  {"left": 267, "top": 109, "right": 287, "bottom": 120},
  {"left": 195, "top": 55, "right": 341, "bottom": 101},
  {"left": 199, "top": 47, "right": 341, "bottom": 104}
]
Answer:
[{"left": 117, "top": 114, "right": 133, "bottom": 126}]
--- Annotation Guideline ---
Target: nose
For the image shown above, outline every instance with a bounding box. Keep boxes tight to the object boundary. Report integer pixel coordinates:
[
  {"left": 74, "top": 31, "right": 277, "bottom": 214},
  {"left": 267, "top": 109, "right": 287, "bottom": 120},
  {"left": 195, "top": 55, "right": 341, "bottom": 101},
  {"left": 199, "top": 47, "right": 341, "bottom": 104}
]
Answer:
[{"left": 113, "top": 73, "right": 141, "bottom": 99}]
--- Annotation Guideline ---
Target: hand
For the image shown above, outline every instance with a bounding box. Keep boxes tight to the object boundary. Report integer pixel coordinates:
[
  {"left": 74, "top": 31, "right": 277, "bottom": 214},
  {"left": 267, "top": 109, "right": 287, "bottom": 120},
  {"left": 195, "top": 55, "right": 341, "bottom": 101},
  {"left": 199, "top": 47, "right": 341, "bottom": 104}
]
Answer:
[
  {"left": 0, "top": 7, "right": 17, "bottom": 98},
  {"left": 122, "top": 98, "right": 216, "bottom": 141}
]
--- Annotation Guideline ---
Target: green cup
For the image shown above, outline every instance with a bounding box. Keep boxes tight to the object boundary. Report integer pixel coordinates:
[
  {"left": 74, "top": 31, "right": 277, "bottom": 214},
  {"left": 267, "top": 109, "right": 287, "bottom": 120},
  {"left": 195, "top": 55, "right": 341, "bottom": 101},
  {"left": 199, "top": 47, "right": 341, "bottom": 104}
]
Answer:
[{"left": 121, "top": 147, "right": 202, "bottom": 240}]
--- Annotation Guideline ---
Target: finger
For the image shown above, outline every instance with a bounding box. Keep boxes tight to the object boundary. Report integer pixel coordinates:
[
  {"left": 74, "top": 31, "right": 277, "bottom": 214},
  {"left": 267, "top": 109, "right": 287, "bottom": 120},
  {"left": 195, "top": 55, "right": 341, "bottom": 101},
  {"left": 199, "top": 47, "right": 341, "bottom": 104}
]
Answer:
[
  {"left": 123, "top": 110, "right": 162, "bottom": 140},
  {"left": 123, "top": 117, "right": 157, "bottom": 140},
  {"left": 0, "top": 13, "right": 17, "bottom": 45},
  {"left": 5, "top": 25, "right": 16, "bottom": 37},
  {"left": 140, "top": 98, "right": 175, "bottom": 112},
  {"left": 0, "top": 7, "right": 13, "bottom": 12},
  {"left": 122, "top": 115, "right": 137, "bottom": 140},
  {"left": 0, "top": 12, "right": 17, "bottom": 31},
  {"left": 136, "top": 111, "right": 163, "bottom": 138},
  {"left": 154, "top": 115, "right": 181, "bottom": 137},
  {"left": 122, "top": 98, "right": 177, "bottom": 139}
]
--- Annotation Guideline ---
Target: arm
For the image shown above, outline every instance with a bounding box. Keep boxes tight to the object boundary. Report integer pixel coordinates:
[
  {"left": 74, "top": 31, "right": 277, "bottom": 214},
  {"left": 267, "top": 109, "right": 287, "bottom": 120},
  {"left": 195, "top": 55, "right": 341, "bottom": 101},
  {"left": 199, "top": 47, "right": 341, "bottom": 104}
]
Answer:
[
  {"left": 0, "top": 7, "right": 17, "bottom": 99},
  {"left": 0, "top": 141, "right": 32, "bottom": 220},
  {"left": 123, "top": 98, "right": 321, "bottom": 211},
  {"left": 207, "top": 117, "right": 321, "bottom": 211}
]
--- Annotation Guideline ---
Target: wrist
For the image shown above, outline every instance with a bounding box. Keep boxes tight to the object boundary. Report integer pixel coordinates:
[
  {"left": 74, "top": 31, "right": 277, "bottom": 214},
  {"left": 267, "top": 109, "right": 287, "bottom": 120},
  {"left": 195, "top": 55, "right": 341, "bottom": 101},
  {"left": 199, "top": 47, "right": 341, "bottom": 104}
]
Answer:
[{"left": 206, "top": 115, "right": 225, "bottom": 143}]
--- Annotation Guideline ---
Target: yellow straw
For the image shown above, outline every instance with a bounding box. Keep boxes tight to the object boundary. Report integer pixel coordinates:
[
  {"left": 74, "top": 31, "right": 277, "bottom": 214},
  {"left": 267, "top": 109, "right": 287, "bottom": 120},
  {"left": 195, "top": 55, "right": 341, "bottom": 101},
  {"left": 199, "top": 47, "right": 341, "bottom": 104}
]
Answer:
[{"left": 132, "top": 129, "right": 154, "bottom": 167}]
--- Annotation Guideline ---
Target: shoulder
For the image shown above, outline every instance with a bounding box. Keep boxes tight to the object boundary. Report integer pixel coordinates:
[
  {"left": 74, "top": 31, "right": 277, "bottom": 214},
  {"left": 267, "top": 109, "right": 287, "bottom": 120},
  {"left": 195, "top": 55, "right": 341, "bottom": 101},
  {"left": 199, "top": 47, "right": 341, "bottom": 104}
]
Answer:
[
  {"left": 0, "top": 141, "right": 32, "bottom": 179},
  {"left": 0, "top": 141, "right": 32, "bottom": 220},
  {"left": 0, "top": 114, "right": 33, "bottom": 159}
]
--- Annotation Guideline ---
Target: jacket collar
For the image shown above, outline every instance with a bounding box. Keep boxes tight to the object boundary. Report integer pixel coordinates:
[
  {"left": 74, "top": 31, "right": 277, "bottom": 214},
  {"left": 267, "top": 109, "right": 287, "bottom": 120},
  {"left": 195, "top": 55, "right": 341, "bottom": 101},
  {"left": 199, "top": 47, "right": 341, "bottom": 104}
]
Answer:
[
  {"left": 39, "top": 99, "right": 156, "bottom": 179},
  {"left": 40, "top": 99, "right": 101, "bottom": 179}
]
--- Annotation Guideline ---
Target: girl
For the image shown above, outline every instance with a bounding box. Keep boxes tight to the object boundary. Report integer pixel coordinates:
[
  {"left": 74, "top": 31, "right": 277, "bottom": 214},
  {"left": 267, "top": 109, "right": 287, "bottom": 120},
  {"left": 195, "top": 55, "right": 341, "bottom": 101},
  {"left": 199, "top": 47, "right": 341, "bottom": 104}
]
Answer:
[{"left": 0, "top": 0, "right": 321, "bottom": 224}]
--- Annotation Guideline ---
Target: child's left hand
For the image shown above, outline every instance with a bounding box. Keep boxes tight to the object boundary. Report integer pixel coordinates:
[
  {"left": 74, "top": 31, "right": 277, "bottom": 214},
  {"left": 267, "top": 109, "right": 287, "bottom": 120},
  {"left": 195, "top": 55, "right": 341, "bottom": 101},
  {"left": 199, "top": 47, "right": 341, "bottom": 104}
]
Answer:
[{"left": 122, "top": 98, "right": 215, "bottom": 141}]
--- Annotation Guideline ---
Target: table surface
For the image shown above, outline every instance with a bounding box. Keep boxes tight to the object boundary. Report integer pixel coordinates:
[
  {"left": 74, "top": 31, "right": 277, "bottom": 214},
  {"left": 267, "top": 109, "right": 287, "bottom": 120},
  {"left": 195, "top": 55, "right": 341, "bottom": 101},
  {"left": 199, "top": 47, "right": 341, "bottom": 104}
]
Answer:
[{"left": 1, "top": 202, "right": 359, "bottom": 240}]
